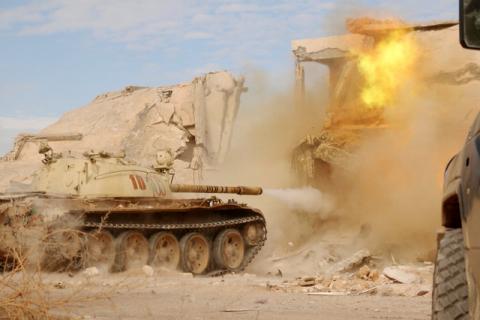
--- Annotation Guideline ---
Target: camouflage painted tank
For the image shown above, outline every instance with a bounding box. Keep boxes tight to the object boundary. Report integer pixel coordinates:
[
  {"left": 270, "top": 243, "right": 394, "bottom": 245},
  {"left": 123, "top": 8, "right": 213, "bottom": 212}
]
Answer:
[{"left": 0, "top": 145, "right": 266, "bottom": 275}]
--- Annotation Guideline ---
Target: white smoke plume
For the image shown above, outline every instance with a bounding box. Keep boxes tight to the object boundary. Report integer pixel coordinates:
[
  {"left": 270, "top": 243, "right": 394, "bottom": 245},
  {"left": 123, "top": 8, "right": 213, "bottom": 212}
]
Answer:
[{"left": 264, "top": 187, "right": 335, "bottom": 219}]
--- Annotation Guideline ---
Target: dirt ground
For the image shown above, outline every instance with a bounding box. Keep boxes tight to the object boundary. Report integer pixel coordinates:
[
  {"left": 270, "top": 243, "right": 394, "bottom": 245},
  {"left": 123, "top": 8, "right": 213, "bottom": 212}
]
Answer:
[{"left": 34, "top": 272, "right": 432, "bottom": 320}]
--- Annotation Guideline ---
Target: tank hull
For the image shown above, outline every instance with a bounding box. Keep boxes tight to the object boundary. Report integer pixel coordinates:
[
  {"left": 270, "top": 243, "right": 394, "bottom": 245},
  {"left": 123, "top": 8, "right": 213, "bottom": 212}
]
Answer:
[{"left": 0, "top": 194, "right": 266, "bottom": 275}]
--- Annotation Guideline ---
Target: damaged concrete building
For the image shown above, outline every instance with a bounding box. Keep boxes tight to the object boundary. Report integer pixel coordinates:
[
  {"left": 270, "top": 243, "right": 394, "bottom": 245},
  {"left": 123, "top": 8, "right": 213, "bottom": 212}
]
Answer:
[
  {"left": 290, "top": 19, "right": 480, "bottom": 187},
  {"left": 292, "top": 19, "right": 458, "bottom": 110},
  {"left": 0, "top": 71, "right": 246, "bottom": 190}
]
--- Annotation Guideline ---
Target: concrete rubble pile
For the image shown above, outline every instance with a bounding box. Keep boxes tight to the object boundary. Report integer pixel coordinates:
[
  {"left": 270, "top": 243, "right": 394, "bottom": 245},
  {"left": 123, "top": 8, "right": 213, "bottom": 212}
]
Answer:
[
  {"left": 265, "top": 263, "right": 433, "bottom": 297},
  {"left": 264, "top": 245, "right": 433, "bottom": 297},
  {"left": 0, "top": 71, "right": 246, "bottom": 191}
]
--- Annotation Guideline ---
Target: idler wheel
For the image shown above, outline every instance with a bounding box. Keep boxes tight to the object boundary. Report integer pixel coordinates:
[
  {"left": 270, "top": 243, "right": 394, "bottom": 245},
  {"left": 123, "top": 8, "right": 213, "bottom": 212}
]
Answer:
[
  {"left": 85, "top": 230, "right": 115, "bottom": 269},
  {"left": 179, "top": 232, "right": 210, "bottom": 275},
  {"left": 113, "top": 231, "right": 149, "bottom": 272},
  {"left": 213, "top": 229, "right": 245, "bottom": 271},
  {"left": 242, "top": 222, "right": 265, "bottom": 246},
  {"left": 149, "top": 232, "right": 180, "bottom": 270}
]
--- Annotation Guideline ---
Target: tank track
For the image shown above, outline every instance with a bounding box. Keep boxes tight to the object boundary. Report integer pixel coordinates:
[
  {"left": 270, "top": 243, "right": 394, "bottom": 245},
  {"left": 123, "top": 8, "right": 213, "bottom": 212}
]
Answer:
[
  {"left": 0, "top": 195, "right": 267, "bottom": 276},
  {"left": 83, "top": 215, "right": 267, "bottom": 277}
]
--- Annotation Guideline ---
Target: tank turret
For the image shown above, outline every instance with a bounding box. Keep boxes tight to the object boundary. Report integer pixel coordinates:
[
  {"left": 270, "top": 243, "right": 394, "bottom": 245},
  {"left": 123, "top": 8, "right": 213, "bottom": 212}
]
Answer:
[{"left": 31, "top": 147, "right": 262, "bottom": 199}]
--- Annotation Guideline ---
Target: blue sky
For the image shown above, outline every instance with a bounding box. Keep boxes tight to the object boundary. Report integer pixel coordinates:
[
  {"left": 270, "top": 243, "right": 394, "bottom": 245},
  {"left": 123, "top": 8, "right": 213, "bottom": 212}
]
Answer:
[{"left": 0, "top": 0, "right": 457, "bottom": 153}]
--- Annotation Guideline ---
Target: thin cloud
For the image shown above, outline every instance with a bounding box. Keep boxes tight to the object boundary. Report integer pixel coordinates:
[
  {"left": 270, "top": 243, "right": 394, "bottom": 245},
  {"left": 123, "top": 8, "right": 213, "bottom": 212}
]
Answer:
[
  {"left": 184, "top": 31, "right": 213, "bottom": 40},
  {"left": 0, "top": 1, "right": 336, "bottom": 52}
]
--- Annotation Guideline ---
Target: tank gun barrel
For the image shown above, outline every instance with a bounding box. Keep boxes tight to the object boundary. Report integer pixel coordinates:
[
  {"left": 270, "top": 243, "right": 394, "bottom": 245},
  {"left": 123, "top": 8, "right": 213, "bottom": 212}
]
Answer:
[{"left": 170, "top": 184, "right": 262, "bottom": 195}]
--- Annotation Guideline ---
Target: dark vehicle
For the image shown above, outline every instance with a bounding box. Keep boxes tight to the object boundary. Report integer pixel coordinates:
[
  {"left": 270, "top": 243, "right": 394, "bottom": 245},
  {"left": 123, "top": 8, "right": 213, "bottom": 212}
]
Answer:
[{"left": 432, "top": 2, "right": 480, "bottom": 318}]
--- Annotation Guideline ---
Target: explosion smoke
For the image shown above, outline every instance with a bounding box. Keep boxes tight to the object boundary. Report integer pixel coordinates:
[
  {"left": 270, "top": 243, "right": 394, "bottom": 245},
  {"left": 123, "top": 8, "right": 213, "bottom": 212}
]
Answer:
[
  {"left": 356, "top": 31, "right": 419, "bottom": 108},
  {"left": 264, "top": 187, "right": 335, "bottom": 219}
]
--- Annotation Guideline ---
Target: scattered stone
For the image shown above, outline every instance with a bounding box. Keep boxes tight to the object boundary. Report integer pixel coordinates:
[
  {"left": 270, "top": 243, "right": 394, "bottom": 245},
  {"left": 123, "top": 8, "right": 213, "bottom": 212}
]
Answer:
[
  {"left": 83, "top": 267, "right": 100, "bottom": 277},
  {"left": 298, "top": 276, "right": 316, "bottom": 287},
  {"left": 142, "top": 265, "right": 154, "bottom": 277},
  {"left": 265, "top": 282, "right": 286, "bottom": 293},
  {"left": 383, "top": 266, "right": 420, "bottom": 284},
  {"left": 335, "top": 249, "right": 371, "bottom": 272},
  {"left": 356, "top": 265, "right": 380, "bottom": 281},
  {"left": 369, "top": 269, "right": 380, "bottom": 281},
  {"left": 356, "top": 265, "right": 370, "bottom": 279},
  {"left": 179, "top": 272, "right": 194, "bottom": 278},
  {"left": 275, "top": 269, "right": 283, "bottom": 277},
  {"left": 417, "top": 290, "right": 429, "bottom": 296},
  {"left": 54, "top": 281, "right": 66, "bottom": 289},
  {"left": 255, "top": 299, "right": 268, "bottom": 304},
  {"left": 358, "top": 286, "right": 378, "bottom": 295}
]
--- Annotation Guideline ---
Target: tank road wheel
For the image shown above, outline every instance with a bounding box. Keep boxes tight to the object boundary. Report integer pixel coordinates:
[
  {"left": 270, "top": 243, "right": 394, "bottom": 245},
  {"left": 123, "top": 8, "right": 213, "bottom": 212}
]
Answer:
[
  {"left": 432, "top": 229, "right": 469, "bottom": 320},
  {"left": 85, "top": 230, "right": 115, "bottom": 269},
  {"left": 242, "top": 222, "right": 265, "bottom": 246},
  {"left": 149, "top": 232, "right": 180, "bottom": 270},
  {"left": 179, "top": 232, "right": 211, "bottom": 275},
  {"left": 213, "top": 229, "right": 245, "bottom": 271},
  {"left": 113, "top": 231, "right": 149, "bottom": 272}
]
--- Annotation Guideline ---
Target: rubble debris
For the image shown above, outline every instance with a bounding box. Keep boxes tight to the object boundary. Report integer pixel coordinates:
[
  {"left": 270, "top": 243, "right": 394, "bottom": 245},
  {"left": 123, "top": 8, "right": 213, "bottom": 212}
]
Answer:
[
  {"left": 355, "top": 265, "right": 379, "bottom": 281},
  {"left": 334, "top": 249, "right": 371, "bottom": 272},
  {"left": 358, "top": 286, "right": 378, "bottom": 295},
  {"left": 356, "top": 265, "right": 370, "bottom": 279},
  {"left": 298, "top": 277, "right": 316, "bottom": 287},
  {"left": 417, "top": 290, "right": 429, "bottom": 296},
  {"left": 142, "top": 265, "right": 154, "bottom": 277},
  {"left": 383, "top": 266, "right": 420, "bottom": 284}
]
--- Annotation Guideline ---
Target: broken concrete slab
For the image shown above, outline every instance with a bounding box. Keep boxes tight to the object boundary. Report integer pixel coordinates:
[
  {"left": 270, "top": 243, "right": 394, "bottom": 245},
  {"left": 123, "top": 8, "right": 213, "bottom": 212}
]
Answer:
[
  {"left": 383, "top": 266, "right": 421, "bottom": 284},
  {"left": 333, "top": 249, "right": 371, "bottom": 273}
]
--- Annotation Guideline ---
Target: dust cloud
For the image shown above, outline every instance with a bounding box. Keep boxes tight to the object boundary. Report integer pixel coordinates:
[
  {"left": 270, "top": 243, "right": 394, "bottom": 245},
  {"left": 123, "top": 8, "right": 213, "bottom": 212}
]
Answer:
[
  {"left": 209, "top": 25, "right": 479, "bottom": 266},
  {"left": 264, "top": 187, "right": 334, "bottom": 219}
]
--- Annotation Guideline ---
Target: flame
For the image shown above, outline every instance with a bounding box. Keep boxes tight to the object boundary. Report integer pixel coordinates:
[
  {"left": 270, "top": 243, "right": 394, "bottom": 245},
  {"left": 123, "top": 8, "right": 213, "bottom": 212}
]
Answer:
[{"left": 357, "top": 31, "right": 419, "bottom": 108}]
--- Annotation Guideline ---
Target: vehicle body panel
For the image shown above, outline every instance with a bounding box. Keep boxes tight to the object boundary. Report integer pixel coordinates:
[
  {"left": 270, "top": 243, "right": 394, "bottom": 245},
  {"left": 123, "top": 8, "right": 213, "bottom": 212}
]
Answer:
[{"left": 442, "top": 112, "right": 480, "bottom": 317}]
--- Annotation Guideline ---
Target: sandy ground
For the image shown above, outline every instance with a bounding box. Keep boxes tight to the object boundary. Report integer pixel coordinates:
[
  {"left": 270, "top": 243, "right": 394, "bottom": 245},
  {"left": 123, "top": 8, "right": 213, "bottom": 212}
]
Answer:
[{"left": 37, "top": 272, "right": 432, "bottom": 320}]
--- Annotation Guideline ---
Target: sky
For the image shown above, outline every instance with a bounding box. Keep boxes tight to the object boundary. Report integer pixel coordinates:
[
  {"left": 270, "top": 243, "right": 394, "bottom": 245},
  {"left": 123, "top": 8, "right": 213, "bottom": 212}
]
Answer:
[{"left": 0, "top": 0, "right": 457, "bottom": 154}]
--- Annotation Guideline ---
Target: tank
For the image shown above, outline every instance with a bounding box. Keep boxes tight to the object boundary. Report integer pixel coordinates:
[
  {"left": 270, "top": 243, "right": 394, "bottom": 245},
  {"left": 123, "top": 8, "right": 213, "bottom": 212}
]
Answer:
[{"left": 0, "top": 145, "right": 266, "bottom": 275}]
